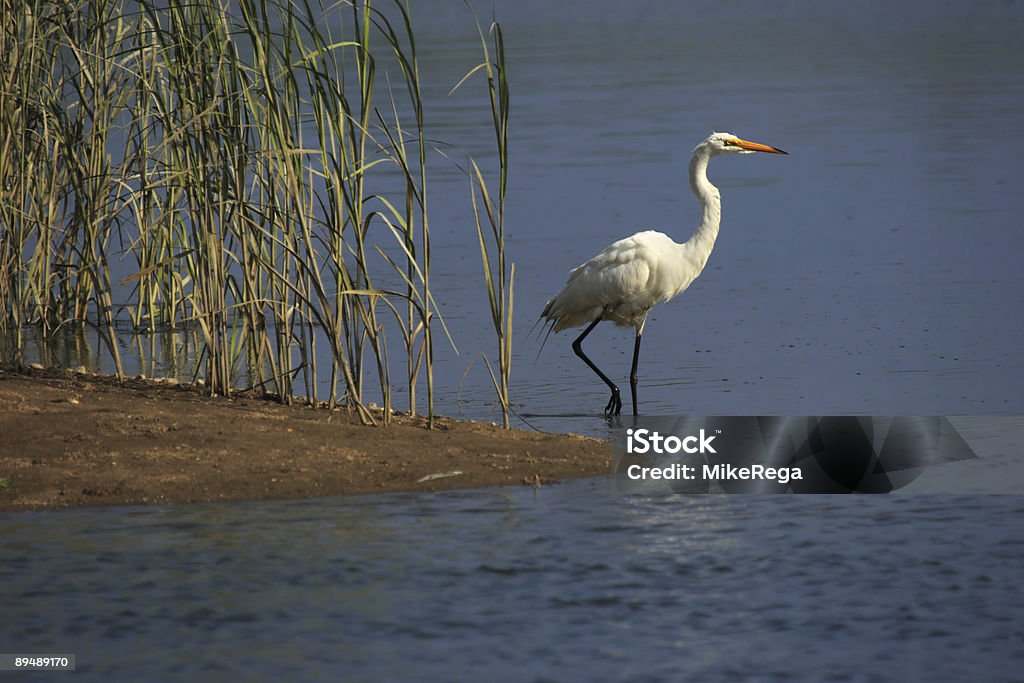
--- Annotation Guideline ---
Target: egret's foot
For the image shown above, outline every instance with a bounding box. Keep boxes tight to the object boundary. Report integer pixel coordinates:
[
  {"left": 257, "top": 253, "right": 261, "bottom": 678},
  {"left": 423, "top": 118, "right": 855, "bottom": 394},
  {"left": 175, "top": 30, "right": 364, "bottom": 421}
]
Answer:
[{"left": 604, "top": 389, "right": 622, "bottom": 417}]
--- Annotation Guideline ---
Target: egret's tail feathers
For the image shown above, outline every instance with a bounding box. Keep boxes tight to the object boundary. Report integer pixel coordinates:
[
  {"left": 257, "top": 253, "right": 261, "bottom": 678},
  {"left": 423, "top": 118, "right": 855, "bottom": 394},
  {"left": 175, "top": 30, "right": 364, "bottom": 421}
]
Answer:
[{"left": 528, "top": 314, "right": 559, "bottom": 361}]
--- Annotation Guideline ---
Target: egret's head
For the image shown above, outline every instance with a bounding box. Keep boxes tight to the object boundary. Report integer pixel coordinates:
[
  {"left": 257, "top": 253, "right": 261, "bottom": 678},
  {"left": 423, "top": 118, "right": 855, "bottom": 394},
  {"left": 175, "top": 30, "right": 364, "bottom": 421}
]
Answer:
[{"left": 699, "top": 131, "right": 787, "bottom": 156}]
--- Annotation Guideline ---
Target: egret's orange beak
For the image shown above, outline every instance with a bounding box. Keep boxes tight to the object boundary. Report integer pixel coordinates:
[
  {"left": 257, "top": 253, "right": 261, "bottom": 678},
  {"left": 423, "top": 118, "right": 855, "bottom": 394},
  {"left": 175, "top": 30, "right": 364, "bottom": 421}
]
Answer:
[{"left": 734, "top": 138, "right": 787, "bottom": 154}]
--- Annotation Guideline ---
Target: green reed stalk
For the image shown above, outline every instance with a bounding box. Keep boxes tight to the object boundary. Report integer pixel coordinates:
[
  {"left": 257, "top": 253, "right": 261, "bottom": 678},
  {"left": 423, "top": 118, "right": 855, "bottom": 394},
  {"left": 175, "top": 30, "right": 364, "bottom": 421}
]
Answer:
[
  {"left": 362, "top": 1, "right": 436, "bottom": 424},
  {"left": 1, "top": 1, "right": 52, "bottom": 354},
  {"left": 454, "top": 18, "right": 513, "bottom": 427},
  {"left": 56, "top": 0, "right": 133, "bottom": 378}
]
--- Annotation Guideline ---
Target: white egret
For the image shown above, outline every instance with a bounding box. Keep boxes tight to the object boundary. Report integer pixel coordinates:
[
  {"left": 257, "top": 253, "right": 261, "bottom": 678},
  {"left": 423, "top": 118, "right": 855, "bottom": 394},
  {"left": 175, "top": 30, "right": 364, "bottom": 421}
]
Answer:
[{"left": 541, "top": 131, "right": 787, "bottom": 416}]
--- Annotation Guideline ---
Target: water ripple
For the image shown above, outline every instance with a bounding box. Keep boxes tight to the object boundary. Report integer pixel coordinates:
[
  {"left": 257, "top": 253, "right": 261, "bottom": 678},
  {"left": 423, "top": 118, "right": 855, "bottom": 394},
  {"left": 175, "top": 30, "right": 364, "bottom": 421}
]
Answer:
[{"left": 4, "top": 480, "right": 1023, "bottom": 681}]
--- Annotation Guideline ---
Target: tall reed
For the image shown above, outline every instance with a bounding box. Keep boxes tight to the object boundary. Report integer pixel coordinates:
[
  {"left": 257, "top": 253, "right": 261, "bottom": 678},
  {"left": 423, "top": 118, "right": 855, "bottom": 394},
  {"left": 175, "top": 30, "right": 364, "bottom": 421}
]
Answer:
[
  {"left": 2, "top": 0, "right": 509, "bottom": 427},
  {"left": 2, "top": 0, "right": 124, "bottom": 374},
  {"left": 453, "top": 18, "right": 513, "bottom": 427}
]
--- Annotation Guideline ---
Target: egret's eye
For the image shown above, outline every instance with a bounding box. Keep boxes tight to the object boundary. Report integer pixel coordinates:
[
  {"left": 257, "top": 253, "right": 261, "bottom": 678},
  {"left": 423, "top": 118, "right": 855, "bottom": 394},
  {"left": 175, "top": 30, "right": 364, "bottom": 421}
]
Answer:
[{"left": 722, "top": 139, "right": 737, "bottom": 146}]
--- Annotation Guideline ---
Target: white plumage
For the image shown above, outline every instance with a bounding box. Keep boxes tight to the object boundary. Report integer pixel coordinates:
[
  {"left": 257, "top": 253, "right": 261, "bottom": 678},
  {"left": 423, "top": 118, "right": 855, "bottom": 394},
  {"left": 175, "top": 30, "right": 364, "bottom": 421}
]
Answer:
[
  {"left": 541, "top": 131, "right": 787, "bottom": 417},
  {"left": 542, "top": 229, "right": 710, "bottom": 332}
]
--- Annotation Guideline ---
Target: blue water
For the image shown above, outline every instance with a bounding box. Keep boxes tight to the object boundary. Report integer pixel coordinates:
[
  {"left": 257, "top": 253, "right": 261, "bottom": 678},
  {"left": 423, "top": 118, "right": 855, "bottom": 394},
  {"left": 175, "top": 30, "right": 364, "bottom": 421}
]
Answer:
[
  {"left": 4, "top": 483, "right": 1023, "bottom": 681},
  {"left": 5, "top": 2, "right": 1024, "bottom": 680},
  {"left": 411, "top": 0, "right": 1024, "bottom": 431}
]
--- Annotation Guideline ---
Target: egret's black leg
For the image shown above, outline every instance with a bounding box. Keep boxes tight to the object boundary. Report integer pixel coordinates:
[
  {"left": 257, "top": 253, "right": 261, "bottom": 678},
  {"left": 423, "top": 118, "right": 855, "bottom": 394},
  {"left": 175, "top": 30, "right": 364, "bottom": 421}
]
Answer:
[
  {"left": 629, "top": 331, "right": 643, "bottom": 416},
  {"left": 572, "top": 316, "right": 622, "bottom": 416}
]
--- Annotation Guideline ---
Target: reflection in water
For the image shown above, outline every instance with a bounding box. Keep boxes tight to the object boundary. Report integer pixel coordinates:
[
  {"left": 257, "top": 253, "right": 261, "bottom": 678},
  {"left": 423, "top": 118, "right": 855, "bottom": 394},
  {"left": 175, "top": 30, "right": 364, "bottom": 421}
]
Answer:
[
  {"left": 7, "top": 324, "right": 202, "bottom": 383},
  {"left": 7, "top": 326, "right": 101, "bottom": 373}
]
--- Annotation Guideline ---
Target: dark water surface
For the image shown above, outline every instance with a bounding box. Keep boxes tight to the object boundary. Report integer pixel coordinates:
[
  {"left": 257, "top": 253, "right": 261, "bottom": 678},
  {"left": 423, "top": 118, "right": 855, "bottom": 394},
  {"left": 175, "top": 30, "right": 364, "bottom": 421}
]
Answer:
[
  {"left": 4, "top": 484, "right": 1023, "bottom": 681},
  {"left": 397, "top": 0, "right": 1024, "bottom": 431}
]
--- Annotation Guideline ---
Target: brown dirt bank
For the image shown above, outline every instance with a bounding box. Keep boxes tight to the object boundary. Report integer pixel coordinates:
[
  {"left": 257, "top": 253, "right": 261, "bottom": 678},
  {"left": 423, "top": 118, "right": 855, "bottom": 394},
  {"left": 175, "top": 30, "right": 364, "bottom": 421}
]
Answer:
[{"left": 0, "top": 366, "right": 611, "bottom": 511}]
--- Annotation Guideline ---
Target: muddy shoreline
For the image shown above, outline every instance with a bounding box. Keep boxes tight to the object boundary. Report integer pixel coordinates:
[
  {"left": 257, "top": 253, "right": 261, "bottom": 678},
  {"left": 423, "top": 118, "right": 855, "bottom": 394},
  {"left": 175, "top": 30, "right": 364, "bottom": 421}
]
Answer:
[{"left": 0, "top": 367, "right": 611, "bottom": 511}]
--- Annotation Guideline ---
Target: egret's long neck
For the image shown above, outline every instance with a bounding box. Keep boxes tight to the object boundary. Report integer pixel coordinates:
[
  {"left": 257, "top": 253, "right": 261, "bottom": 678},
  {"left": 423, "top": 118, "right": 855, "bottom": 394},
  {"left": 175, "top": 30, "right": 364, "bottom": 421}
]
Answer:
[{"left": 685, "top": 149, "right": 721, "bottom": 260}]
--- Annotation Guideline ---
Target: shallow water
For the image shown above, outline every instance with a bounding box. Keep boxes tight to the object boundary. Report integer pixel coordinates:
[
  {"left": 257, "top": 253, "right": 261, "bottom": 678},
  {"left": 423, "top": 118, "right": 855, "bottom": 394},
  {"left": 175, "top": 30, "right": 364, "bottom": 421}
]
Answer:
[
  {"left": 4, "top": 483, "right": 1024, "bottom": 681},
  {"left": 413, "top": 0, "right": 1024, "bottom": 432},
  {"left": 13, "top": 1, "right": 1024, "bottom": 436}
]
